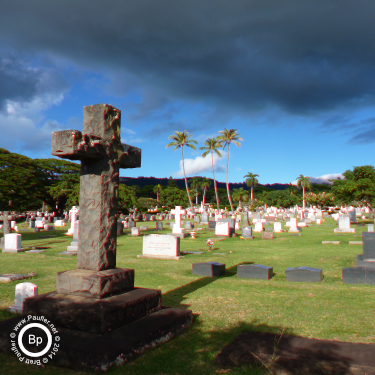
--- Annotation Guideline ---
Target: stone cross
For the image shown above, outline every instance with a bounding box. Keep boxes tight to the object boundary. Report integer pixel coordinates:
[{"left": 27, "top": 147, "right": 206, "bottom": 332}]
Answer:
[
  {"left": 51, "top": 104, "right": 141, "bottom": 271},
  {"left": 170, "top": 206, "right": 186, "bottom": 233}
]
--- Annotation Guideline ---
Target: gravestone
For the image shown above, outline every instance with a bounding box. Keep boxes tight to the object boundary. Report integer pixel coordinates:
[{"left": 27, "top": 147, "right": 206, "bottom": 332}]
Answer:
[
  {"left": 138, "top": 234, "right": 183, "bottom": 260},
  {"left": 288, "top": 218, "right": 300, "bottom": 233},
  {"left": 202, "top": 212, "right": 209, "bottom": 224},
  {"left": 156, "top": 221, "right": 163, "bottom": 231},
  {"left": 334, "top": 215, "right": 355, "bottom": 233},
  {"left": 253, "top": 222, "right": 264, "bottom": 232},
  {"left": 237, "top": 265, "right": 273, "bottom": 280},
  {"left": 215, "top": 221, "right": 230, "bottom": 237},
  {"left": 342, "top": 267, "right": 375, "bottom": 285},
  {"left": 8, "top": 282, "right": 38, "bottom": 314},
  {"left": 67, "top": 221, "right": 79, "bottom": 252},
  {"left": 184, "top": 221, "right": 194, "bottom": 230},
  {"left": 192, "top": 262, "right": 226, "bottom": 277},
  {"left": 262, "top": 232, "right": 274, "bottom": 239},
  {"left": 368, "top": 224, "right": 374, "bottom": 233},
  {"left": 242, "top": 226, "right": 253, "bottom": 239},
  {"left": 170, "top": 206, "right": 186, "bottom": 238},
  {"left": 131, "top": 227, "right": 140, "bottom": 236},
  {"left": 128, "top": 221, "right": 136, "bottom": 228},
  {"left": 208, "top": 221, "right": 216, "bottom": 231},
  {"left": 194, "top": 216, "right": 201, "bottom": 224},
  {"left": 273, "top": 222, "right": 283, "bottom": 232},
  {"left": 348, "top": 210, "right": 357, "bottom": 223},
  {"left": 67, "top": 206, "right": 79, "bottom": 235},
  {"left": 285, "top": 267, "right": 323, "bottom": 282},
  {"left": 2, "top": 234, "right": 26, "bottom": 253},
  {"left": 20, "top": 104, "right": 191, "bottom": 369}
]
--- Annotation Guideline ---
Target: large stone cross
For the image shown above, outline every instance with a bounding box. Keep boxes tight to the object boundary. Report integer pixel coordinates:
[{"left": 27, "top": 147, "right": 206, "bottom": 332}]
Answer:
[{"left": 52, "top": 104, "right": 141, "bottom": 271}]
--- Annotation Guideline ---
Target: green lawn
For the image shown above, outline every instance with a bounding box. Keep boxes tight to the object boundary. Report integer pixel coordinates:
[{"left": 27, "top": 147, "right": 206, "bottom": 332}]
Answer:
[{"left": 0, "top": 217, "right": 374, "bottom": 374}]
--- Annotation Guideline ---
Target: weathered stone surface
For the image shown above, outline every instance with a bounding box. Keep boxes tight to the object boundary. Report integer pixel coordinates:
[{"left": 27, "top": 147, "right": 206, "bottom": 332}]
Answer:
[
  {"left": 0, "top": 273, "right": 35, "bottom": 283},
  {"left": 192, "top": 262, "right": 226, "bottom": 277},
  {"left": 285, "top": 267, "right": 323, "bottom": 282},
  {"left": 23, "top": 288, "right": 161, "bottom": 335},
  {"left": 342, "top": 267, "right": 368, "bottom": 285},
  {"left": 363, "top": 232, "right": 375, "bottom": 261},
  {"left": 51, "top": 104, "right": 141, "bottom": 271},
  {"left": 237, "top": 264, "right": 273, "bottom": 280},
  {"left": 56, "top": 268, "right": 134, "bottom": 299},
  {"left": 356, "top": 254, "right": 375, "bottom": 269}
]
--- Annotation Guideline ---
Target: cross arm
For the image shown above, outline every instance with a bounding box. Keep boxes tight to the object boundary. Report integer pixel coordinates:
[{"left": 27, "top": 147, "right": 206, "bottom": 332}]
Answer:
[
  {"left": 51, "top": 130, "right": 106, "bottom": 160},
  {"left": 118, "top": 144, "right": 141, "bottom": 169}
]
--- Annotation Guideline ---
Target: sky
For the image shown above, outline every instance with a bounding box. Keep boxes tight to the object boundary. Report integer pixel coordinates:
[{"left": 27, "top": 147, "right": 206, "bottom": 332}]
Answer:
[{"left": 1, "top": 1, "right": 375, "bottom": 185}]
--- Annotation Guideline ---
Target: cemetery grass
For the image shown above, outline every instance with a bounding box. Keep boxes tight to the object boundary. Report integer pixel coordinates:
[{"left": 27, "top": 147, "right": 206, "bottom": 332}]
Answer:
[{"left": 0, "top": 219, "right": 375, "bottom": 375}]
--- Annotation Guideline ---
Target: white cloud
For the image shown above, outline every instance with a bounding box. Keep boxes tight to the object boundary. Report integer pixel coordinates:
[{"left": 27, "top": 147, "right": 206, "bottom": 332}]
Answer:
[
  {"left": 173, "top": 151, "right": 226, "bottom": 176},
  {"left": 290, "top": 173, "right": 344, "bottom": 185}
]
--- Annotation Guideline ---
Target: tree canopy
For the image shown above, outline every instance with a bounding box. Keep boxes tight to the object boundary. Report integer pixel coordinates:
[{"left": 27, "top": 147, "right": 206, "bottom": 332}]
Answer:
[{"left": 330, "top": 165, "right": 375, "bottom": 209}]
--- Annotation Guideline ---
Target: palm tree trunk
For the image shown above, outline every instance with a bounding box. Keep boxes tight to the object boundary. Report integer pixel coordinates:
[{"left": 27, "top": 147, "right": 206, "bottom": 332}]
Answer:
[
  {"left": 226, "top": 145, "right": 234, "bottom": 212},
  {"left": 196, "top": 189, "right": 198, "bottom": 205},
  {"left": 203, "top": 188, "right": 207, "bottom": 205},
  {"left": 182, "top": 147, "right": 193, "bottom": 208},
  {"left": 303, "top": 186, "right": 305, "bottom": 209},
  {"left": 157, "top": 192, "right": 159, "bottom": 202},
  {"left": 251, "top": 186, "right": 254, "bottom": 202},
  {"left": 212, "top": 151, "right": 220, "bottom": 210}
]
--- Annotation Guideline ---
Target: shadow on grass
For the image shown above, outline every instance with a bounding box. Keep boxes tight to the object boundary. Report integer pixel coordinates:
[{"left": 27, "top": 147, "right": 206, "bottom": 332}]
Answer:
[{"left": 162, "top": 263, "right": 252, "bottom": 309}]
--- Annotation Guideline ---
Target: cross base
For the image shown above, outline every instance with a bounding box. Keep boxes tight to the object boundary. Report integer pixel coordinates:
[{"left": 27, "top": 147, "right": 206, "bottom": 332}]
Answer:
[
  {"left": 56, "top": 268, "right": 134, "bottom": 299},
  {"left": 0, "top": 308, "right": 192, "bottom": 371},
  {"left": 23, "top": 288, "right": 161, "bottom": 335}
]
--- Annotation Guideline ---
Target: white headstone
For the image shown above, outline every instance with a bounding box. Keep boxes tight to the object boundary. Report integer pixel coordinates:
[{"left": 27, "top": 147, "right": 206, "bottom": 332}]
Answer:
[
  {"left": 289, "top": 218, "right": 300, "bottom": 232},
  {"left": 140, "top": 234, "right": 181, "bottom": 259},
  {"left": 215, "top": 222, "right": 230, "bottom": 236},
  {"left": 254, "top": 222, "right": 264, "bottom": 232},
  {"left": 131, "top": 227, "right": 140, "bottom": 236},
  {"left": 170, "top": 206, "right": 186, "bottom": 234},
  {"left": 3, "top": 233, "right": 25, "bottom": 253},
  {"left": 8, "top": 282, "right": 38, "bottom": 313},
  {"left": 273, "top": 222, "right": 282, "bottom": 232}
]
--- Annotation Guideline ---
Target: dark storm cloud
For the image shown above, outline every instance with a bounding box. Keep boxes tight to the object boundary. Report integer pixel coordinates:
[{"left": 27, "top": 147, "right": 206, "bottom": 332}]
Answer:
[
  {"left": 1, "top": 0, "right": 375, "bottom": 115},
  {"left": 0, "top": 57, "right": 40, "bottom": 108}
]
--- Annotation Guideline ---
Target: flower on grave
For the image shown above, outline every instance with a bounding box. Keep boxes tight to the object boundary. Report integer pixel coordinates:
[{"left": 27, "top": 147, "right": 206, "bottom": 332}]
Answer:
[{"left": 206, "top": 239, "right": 213, "bottom": 251}]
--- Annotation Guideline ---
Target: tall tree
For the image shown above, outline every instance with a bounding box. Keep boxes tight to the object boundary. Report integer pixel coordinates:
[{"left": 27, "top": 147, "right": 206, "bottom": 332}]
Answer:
[
  {"left": 166, "top": 131, "right": 197, "bottom": 209},
  {"left": 296, "top": 175, "right": 312, "bottom": 209},
  {"left": 153, "top": 184, "right": 163, "bottom": 202},
  {"left": 200, "top": 177, "right": 212, "bottom": 205},
  {"left": 217, "top": 128, "right": 243, "bottom": 212},
  {"left": 34, "top": 157, "right": 80, "bottom": 214},
  {"left": 189, "top": 177, "right": 202, "bottom": 205},
  {"left": 232, "top": 188, "right": 249, "bottom": 208},
  {"left": 0, "top": 148, "right": 44, "bottom": 213},
  {"left": 243, "top": 172, "right": 259, "bottom": 202},
  {"left": 200, "top": 137, "right": 222, "bottom": 210}
]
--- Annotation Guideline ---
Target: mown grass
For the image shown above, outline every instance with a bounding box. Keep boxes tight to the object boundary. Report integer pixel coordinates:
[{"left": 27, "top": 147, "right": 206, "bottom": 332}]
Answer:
[{"left": 0, "top": 217, "right": 374, "bottom": 374}]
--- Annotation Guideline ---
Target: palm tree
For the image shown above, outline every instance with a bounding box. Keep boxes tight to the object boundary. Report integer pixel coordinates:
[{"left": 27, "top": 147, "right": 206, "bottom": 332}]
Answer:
[
  {"left": 166, "top": 131, "right": 197, "bottom": 209},
  {"left": 296, "top": 175, "right": 312, "bottom": 209},
  {"left": 217, "top": 128, "right": 243, "bottom": 212},
  {"left": 200, "top": 177, "right": 212, "bottom": 205},
  {"left": 189, "top": 177, "right": 202, "bottom": 205},
  {"left": 199, "top": 137, "right": 222, "bottom": 210},
  {"left": 232, "top": 188, "right": 249, "bottom": 208},
  {"left": 153, "top": 184, "right": 163, "bottom": 202},
  {"left": 243, "top": 172, "right": 259, "bottom": 202}
]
